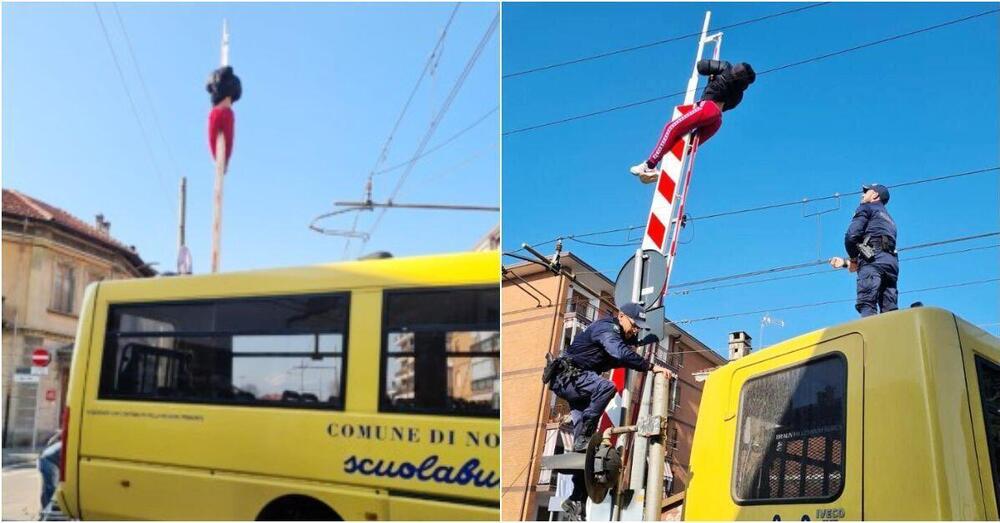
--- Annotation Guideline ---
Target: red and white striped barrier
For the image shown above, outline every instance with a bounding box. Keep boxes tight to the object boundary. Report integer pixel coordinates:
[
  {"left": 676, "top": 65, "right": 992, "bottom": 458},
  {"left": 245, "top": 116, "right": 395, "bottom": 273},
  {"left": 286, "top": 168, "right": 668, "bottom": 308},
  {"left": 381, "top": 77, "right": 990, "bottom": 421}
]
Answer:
[{"left": 642, "top": 104, "right": 695, "bottom": 254}]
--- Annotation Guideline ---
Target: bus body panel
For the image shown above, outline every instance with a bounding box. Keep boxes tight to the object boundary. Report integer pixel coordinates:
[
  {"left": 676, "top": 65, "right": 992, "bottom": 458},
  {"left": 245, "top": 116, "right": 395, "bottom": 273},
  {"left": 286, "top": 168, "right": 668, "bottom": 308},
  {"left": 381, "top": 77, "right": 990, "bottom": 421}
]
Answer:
[
  {"left": 686, "top": 307, "right": 998, "bottom": 521},
  {"left": 956, "top": 317, "right": 1000, "bottom": 520},
  {"left": 387, "top": 495, "right": 499, "bottom": 521},
  {"left": 78, "top": 458, "right": 390, "bottom": 520},
  {"left": 59, "top": 252, "right": 500, "bottom": 520},
  {"left": 57, "top": 282, "right": 100, "bottom": 519},
  {"left": 862, "top": 308, "right": 985, "bottom": 520},
  {"left": 685, "top": 332, "right": 863, "bottom": 520}
]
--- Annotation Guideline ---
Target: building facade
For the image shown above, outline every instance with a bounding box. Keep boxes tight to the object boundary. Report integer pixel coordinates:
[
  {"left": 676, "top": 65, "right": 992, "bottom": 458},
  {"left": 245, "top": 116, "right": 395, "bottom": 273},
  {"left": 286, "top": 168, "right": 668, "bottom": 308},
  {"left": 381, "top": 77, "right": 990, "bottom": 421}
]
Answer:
[
  {"left": 501, "top": 251, "right": 726, "bottom": 520},
  {"left": 2, "top": 189, "right": 154, "bottom": 448}
]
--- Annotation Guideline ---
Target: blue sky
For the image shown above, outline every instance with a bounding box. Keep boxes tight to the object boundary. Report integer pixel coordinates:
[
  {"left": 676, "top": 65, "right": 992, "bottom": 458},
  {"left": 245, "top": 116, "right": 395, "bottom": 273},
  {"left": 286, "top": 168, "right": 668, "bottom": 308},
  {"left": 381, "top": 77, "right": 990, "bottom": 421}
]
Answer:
[
  {"left": 502, "top": 2, "right": 1000, "bottom": 352},
  {"left": 3, "top": 2, "right": 499, "bottom": 273}
]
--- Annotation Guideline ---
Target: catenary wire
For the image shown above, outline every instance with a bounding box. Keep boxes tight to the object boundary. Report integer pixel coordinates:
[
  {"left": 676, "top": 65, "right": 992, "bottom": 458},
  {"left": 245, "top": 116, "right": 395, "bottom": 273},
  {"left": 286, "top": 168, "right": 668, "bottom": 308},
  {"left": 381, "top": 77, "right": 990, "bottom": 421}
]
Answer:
[
  {"left": 503, "top": 9, "right": 1000, "bottom": 136},
  {"left": 501, "top": 277, "right": 999, "bottom": 323},
  {"left": 505, "top": 232, "right": 999, "bottom": 292},
  {"left": 373, "top": 106, "right": 498, "bottom": 176},
  {"left": 666, "top": 243, "right": 1000, "bottom": 296},
  {"left": 342, "top": 4, "right": 461, "bottom": 257},
  {"left": 361, "top": 11, "right": 499, "bottom": 251},
  {"left": 510, "top": 166, "right": 999, "bottom": 254},
  {"left": 111, "top": 4, "right": 184, "bottom": 186},
  {"left": 668, "top": 231, "right": 999, "bottom": 289},
  {"left": 503, "top": 3, "right": 830, "bottom": 79},
  {"left": 93, "top": 3, "right": 174, "bottom": 219},
  {"left": 668, "top": 277, "right": 1000, "bottom": 325}
]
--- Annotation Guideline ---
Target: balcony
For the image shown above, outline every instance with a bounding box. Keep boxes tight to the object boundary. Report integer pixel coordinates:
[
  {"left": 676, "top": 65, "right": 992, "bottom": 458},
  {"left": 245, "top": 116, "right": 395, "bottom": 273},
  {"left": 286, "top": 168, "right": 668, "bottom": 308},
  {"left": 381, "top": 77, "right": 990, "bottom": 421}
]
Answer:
[{"left": 565, "top": 300, "right": 601, "bottom": 330}]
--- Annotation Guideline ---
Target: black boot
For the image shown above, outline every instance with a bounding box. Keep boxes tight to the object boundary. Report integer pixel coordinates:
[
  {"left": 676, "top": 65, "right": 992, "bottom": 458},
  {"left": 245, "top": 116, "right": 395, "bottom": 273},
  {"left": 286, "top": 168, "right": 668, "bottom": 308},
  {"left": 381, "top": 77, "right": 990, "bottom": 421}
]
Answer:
[{"left": 572, "top": 418, "right": 598, "bottom": 452}]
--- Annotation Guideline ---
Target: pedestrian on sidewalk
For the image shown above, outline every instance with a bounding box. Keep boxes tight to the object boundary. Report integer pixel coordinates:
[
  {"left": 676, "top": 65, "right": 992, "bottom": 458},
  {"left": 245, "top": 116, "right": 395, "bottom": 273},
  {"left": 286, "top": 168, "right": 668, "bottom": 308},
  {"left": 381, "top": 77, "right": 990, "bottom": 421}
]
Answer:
[
  {"left": 38, "top": 431, "right": 61, "bottom": 513},
  {"left": 630, "top": 60, "right": 756, "bottom": 183}
]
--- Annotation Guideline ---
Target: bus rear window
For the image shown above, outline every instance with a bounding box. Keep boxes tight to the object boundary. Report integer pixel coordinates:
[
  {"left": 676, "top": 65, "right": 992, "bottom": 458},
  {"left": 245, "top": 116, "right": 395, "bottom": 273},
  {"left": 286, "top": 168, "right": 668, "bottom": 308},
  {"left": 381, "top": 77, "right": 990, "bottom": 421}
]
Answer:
[
  {"left": 975, "top": 356, "right": 1000, "bottom": 511},
  {"left": 381, "top": 287, "right": 499, "bottom": 417},
  {"left": 99, "top": 293, "right": 349, "bottom": 409},
  {"left": 733, "top": 354, "right": 847, "bottom": 504}
]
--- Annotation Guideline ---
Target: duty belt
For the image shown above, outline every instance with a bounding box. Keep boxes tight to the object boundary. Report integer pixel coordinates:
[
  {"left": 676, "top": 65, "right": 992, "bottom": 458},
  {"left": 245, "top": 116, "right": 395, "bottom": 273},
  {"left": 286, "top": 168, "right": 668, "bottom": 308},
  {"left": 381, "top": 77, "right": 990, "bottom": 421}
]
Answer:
[
  {"left": 859, "top": 234, "right": 897, "bottom": 260},
  {"left": 542, "top": 355, "right": 583, "bottom": 385}
]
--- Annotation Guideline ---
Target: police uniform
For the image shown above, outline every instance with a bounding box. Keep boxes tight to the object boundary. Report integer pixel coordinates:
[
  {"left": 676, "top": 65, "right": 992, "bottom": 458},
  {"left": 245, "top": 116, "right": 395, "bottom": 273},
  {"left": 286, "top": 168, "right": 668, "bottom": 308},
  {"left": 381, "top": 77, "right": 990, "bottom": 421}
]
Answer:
[
  {"left": 845, "top": 185, "right": 899, "bottom": 317},
  {"left": 549, "top": 316, "right": 654, "bottom": 448}
]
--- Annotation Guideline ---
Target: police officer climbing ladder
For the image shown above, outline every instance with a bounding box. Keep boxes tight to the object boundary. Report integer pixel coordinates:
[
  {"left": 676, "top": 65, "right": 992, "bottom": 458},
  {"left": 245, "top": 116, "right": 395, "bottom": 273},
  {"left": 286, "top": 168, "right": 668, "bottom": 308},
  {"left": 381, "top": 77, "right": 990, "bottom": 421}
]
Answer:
[
  {"left": 543, "top": 303, "right": 671, "bottom": 520},
  {"left": 545, "top": 304, "right": 671, "bottom": 453},
  {"left": 830, "top": 183, "right": 899, "bottom": 317}
]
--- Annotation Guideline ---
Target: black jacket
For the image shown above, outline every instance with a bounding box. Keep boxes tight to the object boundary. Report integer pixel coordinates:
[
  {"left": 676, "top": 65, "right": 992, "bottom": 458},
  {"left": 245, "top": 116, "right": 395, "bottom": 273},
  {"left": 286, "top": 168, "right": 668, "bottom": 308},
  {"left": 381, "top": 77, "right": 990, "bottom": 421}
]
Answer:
[
  {"left": 845, "top": 201, "right": 898, "bottom": 266},
  {"left": 564, "top": 317, "right": 654, "bottom": 374},
  {"left": 698, "top": 60, "right": 755, "bottom": 111}
]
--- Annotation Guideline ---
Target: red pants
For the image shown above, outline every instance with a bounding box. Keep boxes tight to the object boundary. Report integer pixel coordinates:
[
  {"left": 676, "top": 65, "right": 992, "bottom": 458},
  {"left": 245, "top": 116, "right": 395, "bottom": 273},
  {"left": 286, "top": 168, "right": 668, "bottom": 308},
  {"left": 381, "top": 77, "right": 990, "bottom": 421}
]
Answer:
[{"left": 647, "top": 100, "right": 722, "bottom": 167}]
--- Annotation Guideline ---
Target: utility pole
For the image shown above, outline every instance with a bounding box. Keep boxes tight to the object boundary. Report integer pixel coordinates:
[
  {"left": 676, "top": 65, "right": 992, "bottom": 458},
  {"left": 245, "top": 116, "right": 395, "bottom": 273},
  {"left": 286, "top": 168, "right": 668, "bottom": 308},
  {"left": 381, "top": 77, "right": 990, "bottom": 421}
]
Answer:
[
  {"left": 178, "top": 177, "right": 186, "bottom": 250},
  {"left": 176, "top": 177, "right": 192, "bottom": 274},
  {"left": 211, "top": 20, "right": 229, "bottom": 273}
]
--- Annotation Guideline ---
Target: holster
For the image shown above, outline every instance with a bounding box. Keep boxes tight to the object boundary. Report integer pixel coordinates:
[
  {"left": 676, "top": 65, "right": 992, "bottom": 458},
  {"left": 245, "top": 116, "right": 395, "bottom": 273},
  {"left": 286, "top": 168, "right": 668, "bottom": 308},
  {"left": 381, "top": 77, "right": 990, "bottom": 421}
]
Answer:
[
  {"left": 858, "top": 234, "right": 896, "bottom": 261},
  {"left": 542, "top": 355, "right": 582, "bottom": 386},
  {"left": 542, "top": 353, "right": 558, "bottom": 385}
]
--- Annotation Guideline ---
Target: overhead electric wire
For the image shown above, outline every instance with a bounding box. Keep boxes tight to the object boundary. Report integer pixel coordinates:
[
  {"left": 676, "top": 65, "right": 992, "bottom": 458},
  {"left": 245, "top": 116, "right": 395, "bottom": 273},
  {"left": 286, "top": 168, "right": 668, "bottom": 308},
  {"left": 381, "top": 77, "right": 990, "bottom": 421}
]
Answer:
[
  {"left": 503, "top": 2, "right": 830, "bottom": 79},
  {"left": 373, "top": 106, "right": 498, "bottom": 176},
  {"left": 341, "top": 3, "right": 461, "bottom": 257},
  {"left": 361, "top": 11, "right": 500, "bottom": 251},
  {"left": 500, "top": 276, "right": 1000, "bottom": 324},
  {"left": 509, "top": 166, "right": 999, "bottom": 254},
  {"left": 92, "top": 3, "right": 174, "bottom": 218},
  {"left": 506, "top": 232, "right": 1000, "bottom": 298},
  {"left": 368, "top": 3, "right": 461, "bottom": 176},
  {"left": 670, "top": 277, "right": 1000, "bottom": 325},
  {"left": 111, "top": 3, "right": 184, "bottom": 184},
  {"left": 669, "top": 231, "right": 1000, "bottom": 289},
  {"left": 503, "top": 8, "right": 1000, "bottom": 136},
  {"left": 667, "top": 243, "right": 1000, "bottom": 296},
  {"left": 690, "top": 167, "right": 1000, "bottom": 222}
]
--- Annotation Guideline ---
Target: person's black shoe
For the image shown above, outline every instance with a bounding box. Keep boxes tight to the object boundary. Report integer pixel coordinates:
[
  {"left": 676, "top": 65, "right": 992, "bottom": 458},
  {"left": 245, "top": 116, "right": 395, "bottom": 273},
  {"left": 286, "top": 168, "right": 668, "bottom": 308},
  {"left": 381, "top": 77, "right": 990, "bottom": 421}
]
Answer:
[
  {"left": 572, "top": 436, "right": 589, "bottom": 453},
  {"left": 561, "top": 499, "right": 584, "bottom": 521}
]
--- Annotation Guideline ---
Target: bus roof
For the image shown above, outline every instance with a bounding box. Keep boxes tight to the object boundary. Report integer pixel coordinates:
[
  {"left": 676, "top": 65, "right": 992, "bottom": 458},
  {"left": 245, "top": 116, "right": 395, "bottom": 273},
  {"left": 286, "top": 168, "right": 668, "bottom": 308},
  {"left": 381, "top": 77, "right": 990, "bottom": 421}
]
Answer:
[
  {"left": 92, "top": 250, "right": 498, "bottom": 303},
  {"left": 711, "top": 306, "right": 998, "bottom": 378}
]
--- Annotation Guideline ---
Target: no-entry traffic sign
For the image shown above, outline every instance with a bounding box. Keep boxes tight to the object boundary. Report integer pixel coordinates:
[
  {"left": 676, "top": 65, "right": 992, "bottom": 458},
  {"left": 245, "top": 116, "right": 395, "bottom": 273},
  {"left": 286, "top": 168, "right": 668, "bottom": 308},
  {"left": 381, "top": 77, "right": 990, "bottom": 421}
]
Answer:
[{"left": 31, "top": 348, "right": 51, "bottom": 367}]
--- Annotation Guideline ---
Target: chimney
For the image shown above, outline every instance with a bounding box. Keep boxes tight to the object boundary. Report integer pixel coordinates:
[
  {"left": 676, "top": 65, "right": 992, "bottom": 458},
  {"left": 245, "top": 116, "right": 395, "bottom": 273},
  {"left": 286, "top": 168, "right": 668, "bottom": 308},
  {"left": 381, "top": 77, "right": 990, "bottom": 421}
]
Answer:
[
  {"left": 95, "top": 214, "right": 111, "bottom": 235},
  {"left": 728, "top": 331, "right": 752, "bottom": 361}
]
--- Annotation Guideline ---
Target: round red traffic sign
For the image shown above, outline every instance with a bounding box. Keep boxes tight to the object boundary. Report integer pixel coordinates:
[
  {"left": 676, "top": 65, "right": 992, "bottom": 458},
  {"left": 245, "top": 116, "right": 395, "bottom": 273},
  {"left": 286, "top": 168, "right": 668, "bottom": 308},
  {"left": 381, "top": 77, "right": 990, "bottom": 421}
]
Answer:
[{"left": 31, "top": 348, "right": 50, "bottom": 367}]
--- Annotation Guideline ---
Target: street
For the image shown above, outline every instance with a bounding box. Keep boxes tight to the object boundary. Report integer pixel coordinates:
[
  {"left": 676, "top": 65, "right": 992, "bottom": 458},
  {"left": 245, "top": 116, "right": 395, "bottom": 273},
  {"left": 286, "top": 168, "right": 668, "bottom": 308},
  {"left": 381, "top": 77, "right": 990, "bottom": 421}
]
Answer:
[{"left": 3, "top": 464, "right": 41, "bottom": 521}]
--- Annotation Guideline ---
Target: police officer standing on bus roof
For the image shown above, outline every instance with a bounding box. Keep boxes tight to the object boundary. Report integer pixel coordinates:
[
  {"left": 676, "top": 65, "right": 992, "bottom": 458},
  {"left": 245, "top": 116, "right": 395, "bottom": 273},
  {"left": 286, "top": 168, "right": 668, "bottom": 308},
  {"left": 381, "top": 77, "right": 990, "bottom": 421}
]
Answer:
[
  {"left": 544, "top": 303, "right": 672, "bottom": 454},
  {"left": 829, "top": 183, "right": 899, "bottom": 317}
]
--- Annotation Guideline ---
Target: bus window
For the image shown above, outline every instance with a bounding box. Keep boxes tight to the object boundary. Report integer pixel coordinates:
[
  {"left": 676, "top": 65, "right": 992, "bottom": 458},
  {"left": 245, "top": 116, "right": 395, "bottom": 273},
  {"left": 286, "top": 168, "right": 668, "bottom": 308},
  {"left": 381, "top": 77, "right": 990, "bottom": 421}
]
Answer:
[
  {"left": 975, "top": 356, "right": 1000, "bottom": 509},
  {"left": 381, "top": 287, "right": 499, "bottom": 417},
  {"left": 98, "top": 293, "right": 349, "bottom": 409},
  {"left": 733, "top": 354, "right": 847, "bottom": 504}
]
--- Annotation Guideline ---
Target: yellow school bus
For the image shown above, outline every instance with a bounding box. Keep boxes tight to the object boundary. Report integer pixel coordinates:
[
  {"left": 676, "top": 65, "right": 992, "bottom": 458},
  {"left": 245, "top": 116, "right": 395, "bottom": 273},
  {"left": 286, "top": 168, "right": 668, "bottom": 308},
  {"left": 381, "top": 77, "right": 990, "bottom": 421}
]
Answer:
[
  {"left": 685, "top": 306, "right": 1000, "bottom": 520},
  {"left": 56, "top": 251, "right": 500, "bottom": 520}
]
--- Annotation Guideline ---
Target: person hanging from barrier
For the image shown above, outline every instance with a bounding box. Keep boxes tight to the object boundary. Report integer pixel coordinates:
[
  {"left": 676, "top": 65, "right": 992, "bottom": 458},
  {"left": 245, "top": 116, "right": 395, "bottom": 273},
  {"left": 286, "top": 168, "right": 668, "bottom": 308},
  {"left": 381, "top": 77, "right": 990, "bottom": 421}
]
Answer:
[
  {"left": 630, "top": 60, "right": 756, "bottom": 183},
  {"left": 206, "top": 65, "right": 243, "bottom": 170},
  {"left": 829, "top": 183, "right": 899, "bottom": 317}
]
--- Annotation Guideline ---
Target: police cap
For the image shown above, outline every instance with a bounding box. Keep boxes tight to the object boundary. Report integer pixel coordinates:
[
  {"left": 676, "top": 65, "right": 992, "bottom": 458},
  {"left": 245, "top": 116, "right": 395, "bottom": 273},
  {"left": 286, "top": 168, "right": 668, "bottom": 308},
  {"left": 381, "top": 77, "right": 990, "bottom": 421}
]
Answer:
[{"left": 862, "top": 183, "right": 890, "bottom": 205}]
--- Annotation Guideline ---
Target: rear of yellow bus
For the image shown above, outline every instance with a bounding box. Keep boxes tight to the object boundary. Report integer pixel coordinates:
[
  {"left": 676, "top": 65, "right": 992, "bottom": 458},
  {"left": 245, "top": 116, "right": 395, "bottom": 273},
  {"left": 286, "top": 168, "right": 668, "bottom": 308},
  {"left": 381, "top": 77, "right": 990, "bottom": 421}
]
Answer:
[
  {"left": 685, "top": 307, "right": 1000, "bottom": 520},
  {"left": 56, "top": 251, "right": 499, "bottom": 520}
]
